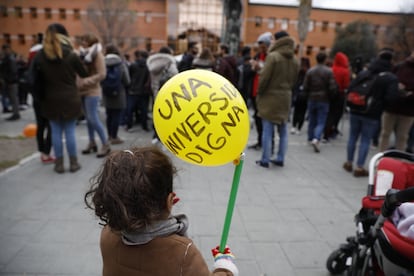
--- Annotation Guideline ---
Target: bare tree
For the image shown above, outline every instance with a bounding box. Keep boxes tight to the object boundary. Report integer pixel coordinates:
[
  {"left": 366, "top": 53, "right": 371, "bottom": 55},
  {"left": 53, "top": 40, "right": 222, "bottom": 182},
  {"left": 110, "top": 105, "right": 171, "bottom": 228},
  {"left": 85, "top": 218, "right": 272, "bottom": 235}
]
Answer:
[
  {"left": 384, "top": 7, "right": 414, "bottom": 61},
  {"left": 297, "top": 0, "right": 312, "bottom": 59},
  {"left": 84, "top": 0, "right": 138, "bottom": 50}
]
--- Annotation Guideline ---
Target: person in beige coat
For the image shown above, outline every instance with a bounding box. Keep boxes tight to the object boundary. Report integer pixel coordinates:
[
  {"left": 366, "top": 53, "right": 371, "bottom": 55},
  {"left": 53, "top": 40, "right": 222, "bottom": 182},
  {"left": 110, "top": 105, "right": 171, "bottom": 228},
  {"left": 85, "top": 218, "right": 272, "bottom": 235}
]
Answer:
[
  {"left": 78, "top": 33, "right": 110, "bottom": 158},
  {"left": 85, "top": 146, "right": 239, "bottom": 276},
  {"left": 256, "top": 31, "right": 299, "bottom": 168}
]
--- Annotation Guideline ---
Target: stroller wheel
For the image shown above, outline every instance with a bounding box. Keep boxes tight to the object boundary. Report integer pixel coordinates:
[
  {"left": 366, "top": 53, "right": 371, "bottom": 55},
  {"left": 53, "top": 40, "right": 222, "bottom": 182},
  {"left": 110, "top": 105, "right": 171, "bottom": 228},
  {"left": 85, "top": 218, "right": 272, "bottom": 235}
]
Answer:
[{"left": 327, "top": 248, "right": 349, "bottom": 274}]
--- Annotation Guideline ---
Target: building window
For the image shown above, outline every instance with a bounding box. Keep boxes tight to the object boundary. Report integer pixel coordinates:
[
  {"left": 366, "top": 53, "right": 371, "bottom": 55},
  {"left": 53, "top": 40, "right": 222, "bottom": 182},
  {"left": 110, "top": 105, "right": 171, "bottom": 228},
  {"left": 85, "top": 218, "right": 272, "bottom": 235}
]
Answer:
[
  {"left": 322, "top": 21, "right": 329, "bottom": 32},
  {"left": 145, "top": 37, "right": 152, "bottom": 52},
  {"left": 15, "top": 6, "right": 23, "bottom": 18},
  {"left": 74, "top": 9, "right": 80, "bottom": 20},
  {"left": 255, "top": 16, "right": 262, "bottom": 27},
  {"left": 308, "top": 20, "right": 314, "bottom": 32},
  {"left": 306, "top": 45, "right": 313, "bottom": 55},
  {"left": 267, "top": 17, "right": 275, "bottom": 29},
  {"left": 373, "top": 24, "right": 380, "bottom": 35},
  {"left": 335, "top": 22, "right": 342, "bottom": 29},
  {"left": 59, "top": 8, "right": 66, "bottom": 19},
  {"left": 145, "top": 11, "right": 152, "bottom": 23},
  {"left": 30, "top": 7, "right": 37, "bottom": 18},
  {"left": 45, "top": 8, "right": 52, "bottom": 19},
  {"left": 3, "top": 33, "right": 11, "bottom": 45},
  {"left": 281, "top": 18, "right": 289, "bottom": 30},
  {"left": 320, "top": 46, "right": 326, "bottom": 51},
  {"left": 0, "top": 5, "right": 7, "bottom": 17},
  {"left": 18, "top": 34, "right": 26, "bottom": 45}
]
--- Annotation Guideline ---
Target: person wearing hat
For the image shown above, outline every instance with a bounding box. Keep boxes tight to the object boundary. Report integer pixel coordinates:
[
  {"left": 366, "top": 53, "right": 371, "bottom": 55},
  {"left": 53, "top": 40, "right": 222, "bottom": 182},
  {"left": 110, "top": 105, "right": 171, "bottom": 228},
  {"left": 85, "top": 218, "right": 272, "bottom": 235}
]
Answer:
[
  {"left": 30, "top": 23, "right": 88, "bottom": 173},
  {"left": 255, "top": 31, "right": 299, "bottom": 168},
  {"left": 343, "top": 47, "right": 399, "bottom": 177},
  {"left": 378, "top": 49, "right": 414, "bottom": 153},
  {"left": 247, "top": 32, "right": 272, "bottom": 150}
]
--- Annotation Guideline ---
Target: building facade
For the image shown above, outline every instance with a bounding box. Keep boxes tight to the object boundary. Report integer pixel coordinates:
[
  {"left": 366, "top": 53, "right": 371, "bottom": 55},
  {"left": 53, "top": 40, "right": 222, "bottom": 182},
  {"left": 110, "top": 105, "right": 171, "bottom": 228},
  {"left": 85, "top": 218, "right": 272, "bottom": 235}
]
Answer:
[{"left": 0, "top": 0, "right": 403, "bottom": 59}]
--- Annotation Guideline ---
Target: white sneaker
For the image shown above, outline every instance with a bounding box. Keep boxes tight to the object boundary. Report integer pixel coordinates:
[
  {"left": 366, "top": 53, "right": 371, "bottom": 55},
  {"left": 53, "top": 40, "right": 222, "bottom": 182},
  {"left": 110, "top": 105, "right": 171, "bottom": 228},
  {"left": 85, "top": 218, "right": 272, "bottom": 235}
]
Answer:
[
  {"left": 311, "top": 138, "right": 320, "bottom": 153},
  {"left": 290, "top": 127, "right": 297, "bottom": 135}
]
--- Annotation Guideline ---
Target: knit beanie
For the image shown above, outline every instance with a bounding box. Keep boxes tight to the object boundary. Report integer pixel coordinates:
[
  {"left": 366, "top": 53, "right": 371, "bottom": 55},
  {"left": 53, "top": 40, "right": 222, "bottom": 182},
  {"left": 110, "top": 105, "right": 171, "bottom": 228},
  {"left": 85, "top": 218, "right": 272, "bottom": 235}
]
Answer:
[{"left": 274, "top": 31, "right": 289, "bottom": 40}]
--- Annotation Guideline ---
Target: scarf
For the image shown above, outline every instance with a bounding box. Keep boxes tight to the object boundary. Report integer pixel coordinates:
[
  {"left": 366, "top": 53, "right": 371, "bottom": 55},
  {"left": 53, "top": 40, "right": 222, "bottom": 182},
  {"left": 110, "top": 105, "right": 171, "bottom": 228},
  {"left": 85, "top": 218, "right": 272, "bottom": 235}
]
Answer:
[
  {"left": 122, "top": 214, "right": 189, "bottom": 245},
  {"left": 80, "top": 43, "right": 102, "bottom": 64}
]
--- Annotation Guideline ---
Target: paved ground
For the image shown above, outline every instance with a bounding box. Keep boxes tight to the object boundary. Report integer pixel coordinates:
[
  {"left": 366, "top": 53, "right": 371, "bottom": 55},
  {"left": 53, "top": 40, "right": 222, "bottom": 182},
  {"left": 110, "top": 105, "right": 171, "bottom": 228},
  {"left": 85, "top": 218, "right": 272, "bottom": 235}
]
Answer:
[{"left": 0, "top": 103, "right": 379, "bottom": 276}]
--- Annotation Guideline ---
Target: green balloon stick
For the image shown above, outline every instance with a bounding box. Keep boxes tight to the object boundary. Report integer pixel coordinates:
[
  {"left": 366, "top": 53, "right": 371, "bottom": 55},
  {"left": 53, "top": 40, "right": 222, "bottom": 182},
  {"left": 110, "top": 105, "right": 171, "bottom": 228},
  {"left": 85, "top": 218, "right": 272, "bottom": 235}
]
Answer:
[{"left": 219, "top": 153, "right": 245, "bottom": 253}]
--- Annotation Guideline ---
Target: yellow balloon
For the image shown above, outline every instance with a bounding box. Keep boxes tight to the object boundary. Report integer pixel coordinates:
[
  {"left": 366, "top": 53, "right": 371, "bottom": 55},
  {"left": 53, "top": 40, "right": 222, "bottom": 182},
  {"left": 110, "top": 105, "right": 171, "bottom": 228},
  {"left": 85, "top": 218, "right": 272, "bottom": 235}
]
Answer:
[{"left": 153, "top": 69, "right": 250, "bottom": 166}]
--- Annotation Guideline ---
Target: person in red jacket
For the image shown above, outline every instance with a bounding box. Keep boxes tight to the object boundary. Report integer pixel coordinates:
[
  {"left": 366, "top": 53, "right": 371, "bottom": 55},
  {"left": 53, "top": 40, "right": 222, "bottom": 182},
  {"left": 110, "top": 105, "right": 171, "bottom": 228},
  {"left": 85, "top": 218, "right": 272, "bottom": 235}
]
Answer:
[{"left": 324, "top": 52, "right": 350, "bottom": 141}]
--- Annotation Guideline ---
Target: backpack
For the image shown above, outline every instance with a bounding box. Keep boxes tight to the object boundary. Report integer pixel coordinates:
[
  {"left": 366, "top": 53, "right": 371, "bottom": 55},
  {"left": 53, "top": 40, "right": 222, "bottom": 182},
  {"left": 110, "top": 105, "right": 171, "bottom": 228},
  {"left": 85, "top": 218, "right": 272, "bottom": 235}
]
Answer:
[
  {"left": 346, "top": 71, "right": 380, "bottom": 113},
  {"left": 159, "top": 62, "right": 172, "bottom": 90},
  {"left": 101, "top": 64, "right": 122, "bottom": 97}
]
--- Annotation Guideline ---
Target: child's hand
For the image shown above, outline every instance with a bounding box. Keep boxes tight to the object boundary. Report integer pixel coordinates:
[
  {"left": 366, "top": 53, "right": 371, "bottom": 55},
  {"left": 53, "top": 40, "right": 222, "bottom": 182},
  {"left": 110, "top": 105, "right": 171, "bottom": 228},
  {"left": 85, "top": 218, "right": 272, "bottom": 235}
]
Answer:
[{"left": 211, "top": 245, "right": 239, "bottom": 276}]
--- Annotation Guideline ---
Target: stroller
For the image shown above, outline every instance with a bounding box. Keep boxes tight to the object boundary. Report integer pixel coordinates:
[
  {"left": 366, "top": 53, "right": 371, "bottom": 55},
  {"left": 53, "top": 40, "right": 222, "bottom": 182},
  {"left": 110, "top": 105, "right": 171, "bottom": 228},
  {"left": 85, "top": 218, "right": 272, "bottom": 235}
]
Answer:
[{"left": 326, "top": 150, "right": 414, "bottom": 275}]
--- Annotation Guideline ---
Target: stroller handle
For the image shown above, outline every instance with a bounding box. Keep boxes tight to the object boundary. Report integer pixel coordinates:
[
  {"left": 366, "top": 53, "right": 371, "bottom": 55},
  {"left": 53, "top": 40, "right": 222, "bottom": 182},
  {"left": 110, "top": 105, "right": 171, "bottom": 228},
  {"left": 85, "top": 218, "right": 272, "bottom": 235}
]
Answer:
[
  {"left": 382, "top": 150, "right": 414, "bottom": 161},
  {"left": 381, "top": 187, "right": 414, "bottom": 217}
]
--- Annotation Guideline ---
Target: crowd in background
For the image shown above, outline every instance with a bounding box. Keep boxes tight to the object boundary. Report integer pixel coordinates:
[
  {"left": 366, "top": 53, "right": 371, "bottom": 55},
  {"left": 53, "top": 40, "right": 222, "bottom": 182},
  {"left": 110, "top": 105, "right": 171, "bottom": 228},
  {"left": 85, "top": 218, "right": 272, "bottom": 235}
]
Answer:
[
  {"left": 1, "top": 24, "right": 414, "bottom": 176},
  {"left": 1, "top": 21, "right": 414, "bottom": 275}
]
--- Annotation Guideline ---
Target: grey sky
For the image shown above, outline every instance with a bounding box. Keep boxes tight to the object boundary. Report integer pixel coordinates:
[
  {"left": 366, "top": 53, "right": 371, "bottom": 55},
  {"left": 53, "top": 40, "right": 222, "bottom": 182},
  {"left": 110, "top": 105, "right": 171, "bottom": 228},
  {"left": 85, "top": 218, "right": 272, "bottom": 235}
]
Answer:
[{"left": 249, "top": 0, "right": 414, "bottom": 13}]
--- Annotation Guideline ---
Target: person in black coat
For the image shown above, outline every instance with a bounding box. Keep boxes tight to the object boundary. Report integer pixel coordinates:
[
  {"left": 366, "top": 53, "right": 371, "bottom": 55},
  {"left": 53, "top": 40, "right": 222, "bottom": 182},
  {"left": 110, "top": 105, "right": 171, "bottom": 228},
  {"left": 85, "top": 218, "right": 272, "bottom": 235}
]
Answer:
[{"left": 126, "top": 50, "right": 151, "bottom": 131}]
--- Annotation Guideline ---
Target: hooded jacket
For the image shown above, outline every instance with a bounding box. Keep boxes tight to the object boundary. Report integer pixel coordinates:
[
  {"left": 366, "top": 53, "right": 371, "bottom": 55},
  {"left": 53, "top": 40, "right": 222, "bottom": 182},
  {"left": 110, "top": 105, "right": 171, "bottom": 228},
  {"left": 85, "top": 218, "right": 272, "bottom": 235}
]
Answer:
[
  {"left": 102, "top": 53, "right": 130, "bottom": 109},
  {"left": 100, "top": 214, "right": 233, "bottom": 276},
  {"left": 332, "top": 52, "right": 350, "bottom": 94},
  {"left": 147, "top": 53, "right": 178, "bottom": 97},
  {"left": 32, "top": 39, "right": 88, "bottom": 120},
  {"left": 256, "top": 36, "right": 299, "bottom": 124}
]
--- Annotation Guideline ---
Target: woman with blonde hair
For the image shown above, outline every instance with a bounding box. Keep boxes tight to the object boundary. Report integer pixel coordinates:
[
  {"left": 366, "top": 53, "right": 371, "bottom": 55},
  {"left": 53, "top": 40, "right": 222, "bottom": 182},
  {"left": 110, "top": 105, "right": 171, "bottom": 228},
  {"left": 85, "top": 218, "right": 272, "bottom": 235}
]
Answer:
[
  {"left": 78, "top": 33, "right": 110, "bottom": 158},
  {"left": 31, "top": 23, "right": 88, "bottom": 173}
]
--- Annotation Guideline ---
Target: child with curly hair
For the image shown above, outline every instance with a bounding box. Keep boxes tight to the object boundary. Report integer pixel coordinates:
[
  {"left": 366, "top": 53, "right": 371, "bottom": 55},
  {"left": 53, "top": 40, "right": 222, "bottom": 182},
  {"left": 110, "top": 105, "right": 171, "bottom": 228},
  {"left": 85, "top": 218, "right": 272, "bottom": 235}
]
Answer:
[{"left": 84, "top": 146, "right": 238, "bottom": 276}]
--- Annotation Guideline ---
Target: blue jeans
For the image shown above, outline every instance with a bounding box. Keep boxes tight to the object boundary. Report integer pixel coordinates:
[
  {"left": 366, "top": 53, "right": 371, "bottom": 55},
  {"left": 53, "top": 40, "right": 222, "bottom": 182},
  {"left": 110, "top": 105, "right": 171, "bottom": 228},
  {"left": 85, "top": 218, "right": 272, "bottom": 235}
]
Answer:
[
  {"left": 347, "top": 113, "right": 379, "bottom": 168},
  {"left": 307, "top": 100, "right": 329, "bottom": 141},
  {"left": 83, "top": 96, "right": 107, "bottom": 144},
  {"left": 260, "top": 119, "right": 288, "bottom": 164},
  {"left": 49, "top": 119, "right": 77, "bottom": 158}
]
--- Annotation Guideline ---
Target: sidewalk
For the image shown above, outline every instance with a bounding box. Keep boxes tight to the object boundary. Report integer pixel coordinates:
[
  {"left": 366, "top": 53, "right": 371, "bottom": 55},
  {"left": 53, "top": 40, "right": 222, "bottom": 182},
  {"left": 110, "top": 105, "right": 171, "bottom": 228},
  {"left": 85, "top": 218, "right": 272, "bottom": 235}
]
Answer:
[{"left": 0, "top": 105, "right": 376, "bottom": 276}]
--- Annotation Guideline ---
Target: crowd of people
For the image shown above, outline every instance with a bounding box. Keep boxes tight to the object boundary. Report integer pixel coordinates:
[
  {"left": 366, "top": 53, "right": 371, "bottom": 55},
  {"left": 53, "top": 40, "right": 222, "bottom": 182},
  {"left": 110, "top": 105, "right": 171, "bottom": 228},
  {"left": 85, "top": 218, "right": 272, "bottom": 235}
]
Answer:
[
  {"left": 1, "top": 21, "right": 414, "bottom": 274},
  {"left": 246, "top": 31, "right": 414, "bottom": 179},
  {"left": 1, "top": 24, "right": 414, "bottom": 176}
]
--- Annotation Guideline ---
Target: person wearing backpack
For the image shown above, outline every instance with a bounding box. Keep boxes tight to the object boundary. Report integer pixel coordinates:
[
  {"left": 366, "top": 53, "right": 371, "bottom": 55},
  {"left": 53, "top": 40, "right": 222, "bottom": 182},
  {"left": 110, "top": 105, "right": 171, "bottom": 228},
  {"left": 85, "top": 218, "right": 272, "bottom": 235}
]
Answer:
[
  {"left": 343, "top": 48, "right": 399, "bottom": 177},
  {"left": 147, "top": 46, "right": 178, "bottom": 144},
  {"left": 102, "top": 44, "right": 130, "bottom": 145}
]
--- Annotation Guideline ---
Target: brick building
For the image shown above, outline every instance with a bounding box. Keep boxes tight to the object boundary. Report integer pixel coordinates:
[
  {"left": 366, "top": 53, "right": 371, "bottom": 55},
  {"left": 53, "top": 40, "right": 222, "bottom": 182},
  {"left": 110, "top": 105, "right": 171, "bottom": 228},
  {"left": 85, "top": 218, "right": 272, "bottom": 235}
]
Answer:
[{"left": 0, "top": 0, "right": 403, "bottom": 59}]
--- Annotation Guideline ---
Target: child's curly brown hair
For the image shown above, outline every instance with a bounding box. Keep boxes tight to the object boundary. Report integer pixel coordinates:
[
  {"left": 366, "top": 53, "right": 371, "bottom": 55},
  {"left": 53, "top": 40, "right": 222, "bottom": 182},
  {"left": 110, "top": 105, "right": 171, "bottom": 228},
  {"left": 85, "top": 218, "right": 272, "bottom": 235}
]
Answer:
[{"left": 84, "top": 146, "right": 177, "bottom": 232}]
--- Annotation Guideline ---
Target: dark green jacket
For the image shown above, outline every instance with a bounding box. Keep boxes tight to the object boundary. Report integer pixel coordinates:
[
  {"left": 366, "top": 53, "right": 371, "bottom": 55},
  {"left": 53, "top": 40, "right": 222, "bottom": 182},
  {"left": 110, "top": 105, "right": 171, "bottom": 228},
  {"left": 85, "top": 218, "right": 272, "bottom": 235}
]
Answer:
[{"left": 256, "top": 36, "right": 299, "bottom": 124}]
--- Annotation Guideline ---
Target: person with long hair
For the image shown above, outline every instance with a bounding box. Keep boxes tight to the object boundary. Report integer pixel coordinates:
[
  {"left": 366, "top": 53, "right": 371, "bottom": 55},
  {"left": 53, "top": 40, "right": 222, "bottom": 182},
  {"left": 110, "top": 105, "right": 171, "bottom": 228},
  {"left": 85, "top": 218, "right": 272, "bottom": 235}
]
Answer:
[
  {"left": 31, "top": 23, "right": 88, "bottom": 173},
  {"left": 78, "top": 33, "right": 110, "bottom": 158}
]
